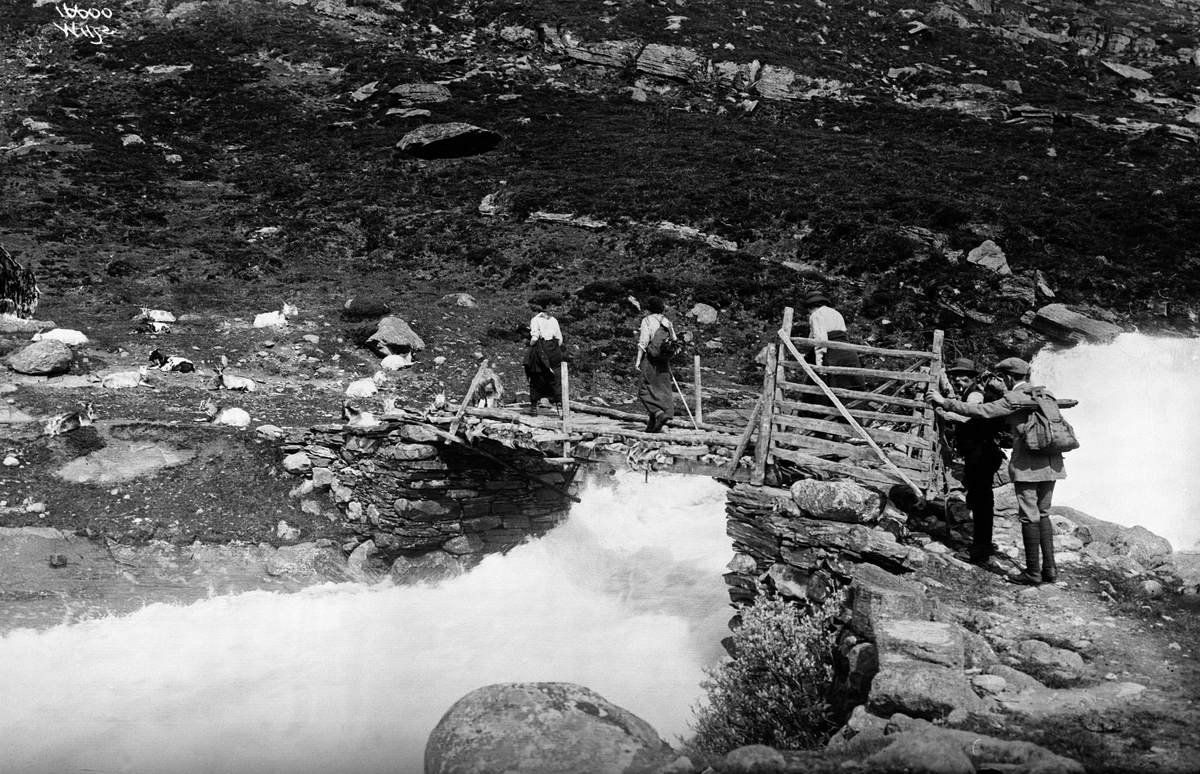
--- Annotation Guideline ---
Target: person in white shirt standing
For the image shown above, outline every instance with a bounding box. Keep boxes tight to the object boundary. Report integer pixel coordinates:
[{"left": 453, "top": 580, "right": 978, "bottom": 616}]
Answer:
[
  {"left": 523, "top": 299, "right": 564, "bottom": 415},
  {"left": 803, "top": 290, "right": 866, "bottom": 393}
]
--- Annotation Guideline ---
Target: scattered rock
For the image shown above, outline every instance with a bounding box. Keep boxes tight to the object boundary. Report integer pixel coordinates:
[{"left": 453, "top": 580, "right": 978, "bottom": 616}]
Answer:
[
  {"left": 1022, "top": 304, "right": 1124, "bottom": 345},
  {"left": 1102, "top": 61, "right": 1153, "bottom": 80},
  {"left": 397, "top": 122, "right": 502, "bottom": 159},
  {"left": 367, "top": 316, "right": 426, "bottom": 355},
  {"left": 790, "top": 479, "right": 886, "bottom": 523},
  {"left": 869, "top": 661, "right": 990, "bottom": 720},
  {"left": 48, "top": 554, "right": 68, "bottom": 567},
  {"left": 389, "top": 551, "right": 464, "bottom": 584},
  {"left": 276, "top": 520, "right": 301, "bottom": 541},
  {"left": 967, "top": 239, "right": 1012, "bottom": 275},
  {"left": 388, "top": 83, "right": 452, "bottom": 105},
  {"left": 282, "top": 451, "right": 312, "bottom": 474},
  {"left": 8, "top": 340, "right": 73, "bottom": 375},
  {"left": 425, "top": 683, "right": 679, "bottom": 774},
  {"left": 688, "top": 303, "right": 718, "bottom": 324}
]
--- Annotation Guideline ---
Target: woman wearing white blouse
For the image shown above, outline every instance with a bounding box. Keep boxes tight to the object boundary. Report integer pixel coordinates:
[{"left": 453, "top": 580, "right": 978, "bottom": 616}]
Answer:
[{"left": 523, "top": 302, "right": 564, "bottom": 415}]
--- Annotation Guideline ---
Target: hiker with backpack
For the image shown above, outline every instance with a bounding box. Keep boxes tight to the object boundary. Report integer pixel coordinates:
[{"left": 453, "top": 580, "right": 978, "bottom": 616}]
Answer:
[
  {"left": 635, "top": 296, "right": 678, "bottom": 433},
  {"left": 927, "top": 357, "right": 1079, "bottom": 586}
]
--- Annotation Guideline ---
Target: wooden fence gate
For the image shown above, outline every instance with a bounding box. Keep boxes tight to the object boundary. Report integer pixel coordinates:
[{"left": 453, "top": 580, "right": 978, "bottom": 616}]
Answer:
[{"left": 739, "top": 308, "right": 946, "bottom": 499}]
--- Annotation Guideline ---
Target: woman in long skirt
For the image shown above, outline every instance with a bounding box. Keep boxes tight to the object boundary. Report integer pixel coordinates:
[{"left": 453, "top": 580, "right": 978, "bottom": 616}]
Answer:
[
  {"left": 524, "top": 301, "right": 563, "bottom": 415},
  {"left": 636, "top": 297, "right": 677, "bottom": 433}
]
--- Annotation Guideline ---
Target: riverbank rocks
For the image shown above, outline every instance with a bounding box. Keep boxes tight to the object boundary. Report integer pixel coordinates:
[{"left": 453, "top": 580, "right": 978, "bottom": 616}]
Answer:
[
  {"left": 425, "top": 682, "right": 680, "bottom": 774},
  {"left": 1021, "top": 303, "right": 1123, "bottom": 345},
  {"left": 397, "top": 122, "right": 502, "bottom": 159},
  {"left": 7, "top": 339, "right": 73, "bottom": 375},
  {"left": 790, "top": 480, "right": 885, "bottom": 523}
]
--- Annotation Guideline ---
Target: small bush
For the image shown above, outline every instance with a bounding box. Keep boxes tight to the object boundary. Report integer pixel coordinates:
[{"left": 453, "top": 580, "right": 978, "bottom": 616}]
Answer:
[{"left": 688, "top": 589, "right": 841, "bottom": 754}]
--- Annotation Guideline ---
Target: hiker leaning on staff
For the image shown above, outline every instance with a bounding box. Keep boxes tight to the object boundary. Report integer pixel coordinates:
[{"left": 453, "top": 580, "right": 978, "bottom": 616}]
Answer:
[
  {"left": 635, "top": 296, "right": 677, "bottom": 434},
  {"left": 926, "top": 357, "right": 1064, "bottom": 586}
]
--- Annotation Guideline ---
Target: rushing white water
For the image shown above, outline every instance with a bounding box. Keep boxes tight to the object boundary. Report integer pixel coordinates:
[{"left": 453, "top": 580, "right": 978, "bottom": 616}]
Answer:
[
  {"left": 1033, "top": 333, "right": 1200, "bottom": 553},
  {"left": 0, "top": 472, "right": 733, "bottom": 774}
]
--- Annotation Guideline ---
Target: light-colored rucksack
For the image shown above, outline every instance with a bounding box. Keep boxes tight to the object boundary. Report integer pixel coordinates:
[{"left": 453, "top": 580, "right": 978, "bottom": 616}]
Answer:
[{"left": 1020, "top": 387, "right": 1080, "bottom": 454}]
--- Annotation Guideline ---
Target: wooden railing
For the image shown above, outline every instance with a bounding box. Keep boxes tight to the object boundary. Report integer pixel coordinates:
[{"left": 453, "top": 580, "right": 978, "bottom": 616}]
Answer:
[{"left": 749, "top": 307, "right": 945, "bottom": 499}]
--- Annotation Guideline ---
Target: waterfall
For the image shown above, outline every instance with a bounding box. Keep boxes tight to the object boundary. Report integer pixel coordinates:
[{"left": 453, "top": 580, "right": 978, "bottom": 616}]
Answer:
[
  {"left": 1033, "top": 332, "right": 1200, "bottom": 553},
  {"left": 0, "top": 472, "right": 733, "bottom": 774}
]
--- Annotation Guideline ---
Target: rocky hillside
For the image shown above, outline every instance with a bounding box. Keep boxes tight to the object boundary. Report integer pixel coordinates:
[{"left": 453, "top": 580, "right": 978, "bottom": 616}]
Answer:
[{"left": 2, "top": 0, "right": 1200, "bottom": 402}]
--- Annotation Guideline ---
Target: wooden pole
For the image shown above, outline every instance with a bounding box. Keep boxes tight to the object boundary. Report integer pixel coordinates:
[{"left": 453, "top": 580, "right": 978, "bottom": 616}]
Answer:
[
  {"left": 694, "top": 355, "right": 703, "bottom": 425},
  {"left": 560, "top": 361, "right": 571, "bottom": 458},
  {"left": 751, "top": 335, "right": 778, "bottom": 486},
  {"left": 923, "top": 330, "right": 945, "bottom": 502},
  {"left": 777, "top": 330, "right": 923, "bottom": 498},
  {"left": 450, "top": 359, "right": 490, "bottom": 437},
  {"left": 725, "top": 393, "right": 764, "bottom": 478}
]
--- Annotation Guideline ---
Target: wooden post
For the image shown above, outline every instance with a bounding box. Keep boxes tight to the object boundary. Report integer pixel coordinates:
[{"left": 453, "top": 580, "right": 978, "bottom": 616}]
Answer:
[
  {"left": 693, "top": 355, "right": 703, "bottom": 425},
  {"left": 725, "top": 394, "right": 764, "bottom": 478},
  {"left": 922, "top": 330, "right": 945, "bottom": 501},
  {"left": 751, "top": 337, "right": 778, "bottom": 486},
  {"left": 560, "top": 361, "right": 571, "bottom": 458},
  {"left": 449, "top": 359, "right": 490, "bottom": 437}
]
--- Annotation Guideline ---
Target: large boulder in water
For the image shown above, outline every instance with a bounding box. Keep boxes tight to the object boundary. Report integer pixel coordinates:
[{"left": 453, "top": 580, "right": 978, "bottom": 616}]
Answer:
[
  {"left": 8, "top": 339, "right": 73, "bottom": 375},
  {"left": 425, "top": 682, "right": 680, "bottom": 774}
]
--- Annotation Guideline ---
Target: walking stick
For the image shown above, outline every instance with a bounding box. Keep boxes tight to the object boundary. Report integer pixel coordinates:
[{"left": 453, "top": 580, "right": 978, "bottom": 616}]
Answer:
[{"left": 672, "top": 373, "right": 699, "bottom": 430}]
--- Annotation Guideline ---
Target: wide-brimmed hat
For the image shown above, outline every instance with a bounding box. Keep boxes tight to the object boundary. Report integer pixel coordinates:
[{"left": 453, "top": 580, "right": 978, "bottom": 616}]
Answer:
[
  {"left": 945, "top": 358, "right": 979, "bottom": 376},
  {"left": 803, "top": 291, "right": 831, "bottom": 307},
  {"left": 993, "top": 357, "right": 1031, "bottom": 376}
]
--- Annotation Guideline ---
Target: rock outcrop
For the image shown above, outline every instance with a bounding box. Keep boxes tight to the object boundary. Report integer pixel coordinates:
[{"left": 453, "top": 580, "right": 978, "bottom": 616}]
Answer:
[
  {"left": 424, "top": 682, "right": 680, "bottom": 774},
  {"left": 397, "top": 123, "right": 502, "bottom": 159},
  {"left": 7, "top": 339, "right": 73, "bottom": 375}
]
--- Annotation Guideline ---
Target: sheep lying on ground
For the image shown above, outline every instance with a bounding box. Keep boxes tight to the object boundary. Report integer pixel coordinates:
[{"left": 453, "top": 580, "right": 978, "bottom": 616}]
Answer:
[
  {"left": 342, "top": 401, "right": 379, "bottom": 428},
  {"left": 253, "top": 302, "right": 299, "bottom": 328},
  {"left": 33, "top": 328, "right": 89, "bottom": 346},
  {"left": 200, "top": 398, "right": 250, "bottom": 428},
  {"left": 101, "top": 366, "right": 153, "bottom": 390},
  {"left": 214, "top": 368, "right": 256, "bottom": 392},
  {"left": 43, "top": 403, "right": 96, "bottom": 436}
]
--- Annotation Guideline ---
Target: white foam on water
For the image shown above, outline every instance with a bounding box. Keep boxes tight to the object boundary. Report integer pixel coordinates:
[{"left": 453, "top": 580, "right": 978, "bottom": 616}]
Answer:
[
  {"left": 1033, "top": 333, "right": 1200, "bottom": 552},
  {"left": 0, "top": 472, "right": 733, "bottom": 774}
]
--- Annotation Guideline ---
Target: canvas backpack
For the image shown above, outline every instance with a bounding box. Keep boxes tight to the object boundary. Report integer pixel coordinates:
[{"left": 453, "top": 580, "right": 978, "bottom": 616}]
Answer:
[
  {"left": 1019, "top": 386, "right": 1080, "bottom": 455},
  {"left": 645, "top": 317, "right": 678, "bottom": 361}
]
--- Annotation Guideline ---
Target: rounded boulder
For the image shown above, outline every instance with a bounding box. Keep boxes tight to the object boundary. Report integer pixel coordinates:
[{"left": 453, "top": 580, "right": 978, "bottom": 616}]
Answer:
[
  {"left": 8, "top": 339, "right": 73, "bottom": 375},
  {"left": 425, "top": 682, "right": 679, "bottom": 774}
]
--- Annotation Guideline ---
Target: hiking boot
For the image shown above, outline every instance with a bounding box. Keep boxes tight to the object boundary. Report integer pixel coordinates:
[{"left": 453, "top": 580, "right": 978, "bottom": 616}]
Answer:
[
  {"left": 1008, "top": 522, "right": 1042, "bottom": 587},
  {"left": 1039, "top": 518, "right": 1058, "bottom": 584},
  {"left": 645, "top": 411, "right": 661, "bottom": 433},
  {"left": 652, "top": 412, "right": 670, "bottom": 433}
]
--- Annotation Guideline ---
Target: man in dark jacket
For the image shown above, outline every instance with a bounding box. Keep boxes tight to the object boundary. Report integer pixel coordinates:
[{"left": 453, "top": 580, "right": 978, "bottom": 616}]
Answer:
[
  {"left": 928, "top": 357, "right": 1066, "bottom": 586},
  {"left": 940, "top": 358, "right": 1006, "bottom": 564}
]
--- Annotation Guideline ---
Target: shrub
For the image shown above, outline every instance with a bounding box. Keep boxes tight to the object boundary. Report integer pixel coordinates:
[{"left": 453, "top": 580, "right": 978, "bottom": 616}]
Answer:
[{"left": 688, "top": 589, "right": 840, "bottom": 755}]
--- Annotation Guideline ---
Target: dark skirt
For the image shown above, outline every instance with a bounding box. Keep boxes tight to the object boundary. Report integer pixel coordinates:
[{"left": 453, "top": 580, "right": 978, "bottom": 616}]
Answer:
[
  {"left": 638, "top": 357, "right": 675, "bottom": 419},
  {"left": 823, "top": 332, "right": 867, "bottom": 393},
  {"left": 524, "top": 339, "right": 562, "bottom": 405}
]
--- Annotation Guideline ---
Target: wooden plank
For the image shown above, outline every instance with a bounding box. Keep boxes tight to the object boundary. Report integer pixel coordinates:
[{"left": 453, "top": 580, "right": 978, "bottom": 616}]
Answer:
[
  {"left": 694, "top": 355, "right": 703, "bottom": 425},
  {"left": 770, "top": 430, "right": 929, "bottom": 473},
  {"left": 775, "top": 399, "right": 926, "bottom": 427},
  {"left": 462, "top": 407, "right": 741, "bottom": 447},
  {"left": 788, "top": 336, "right": 937, "bottom": 360},
  {"left": 564, "top": 401, "right": 741, "bottom": 436},
  {"left": 778, "top": 330, "right": 923, "bottom": 498},
  {"left": 779, "top": 380, "right": 927, "bottom": 410},
  {"left": 780, "top": 360, "right": 937, "bottom": 383},
  {"left": 752, "top": 336, "right": 779, "bottom": 485},
  {"left": 450, "top": 359, "right": 490, "bottom": 437},
  {"left": 725, "top": 394, "right": 764, "bottom": 478},
  {"left": 769, "top": 446, "right": 926, "bottom": 489},
  {"left": 770, "top": 413, "right": 933, "bottom": 450}
]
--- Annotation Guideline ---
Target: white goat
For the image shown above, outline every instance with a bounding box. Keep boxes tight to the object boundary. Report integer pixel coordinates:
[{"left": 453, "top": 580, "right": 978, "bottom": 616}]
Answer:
[
  {"left": 200, "top": 398, "right": 250, "bottom": 428},
  {"left": 101, "top": 366, "right": 153, "bottom": 390},
  {"left": 214, "top": 368, "right": 257, "bottom": 392},
  {"left": 380, "top": 352, "right": 413, "bottom": 370},
  {"left": 346, "top": 371, "right": 387, "bottom": 398},
  {"left": 43, "top": 402, "right": 97, "bottom": 436},
  {"left": 32, "top": 328, "right": 89, "bottom": 346},
  {"left": 139, "top": 307, "right": 176, "bottom": 323},
  {"left": 342, "top": 401, "right": 379, "bottom": 428},
  {"left": 253, "top": 302, "right": 299, "bottom": 328}
]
